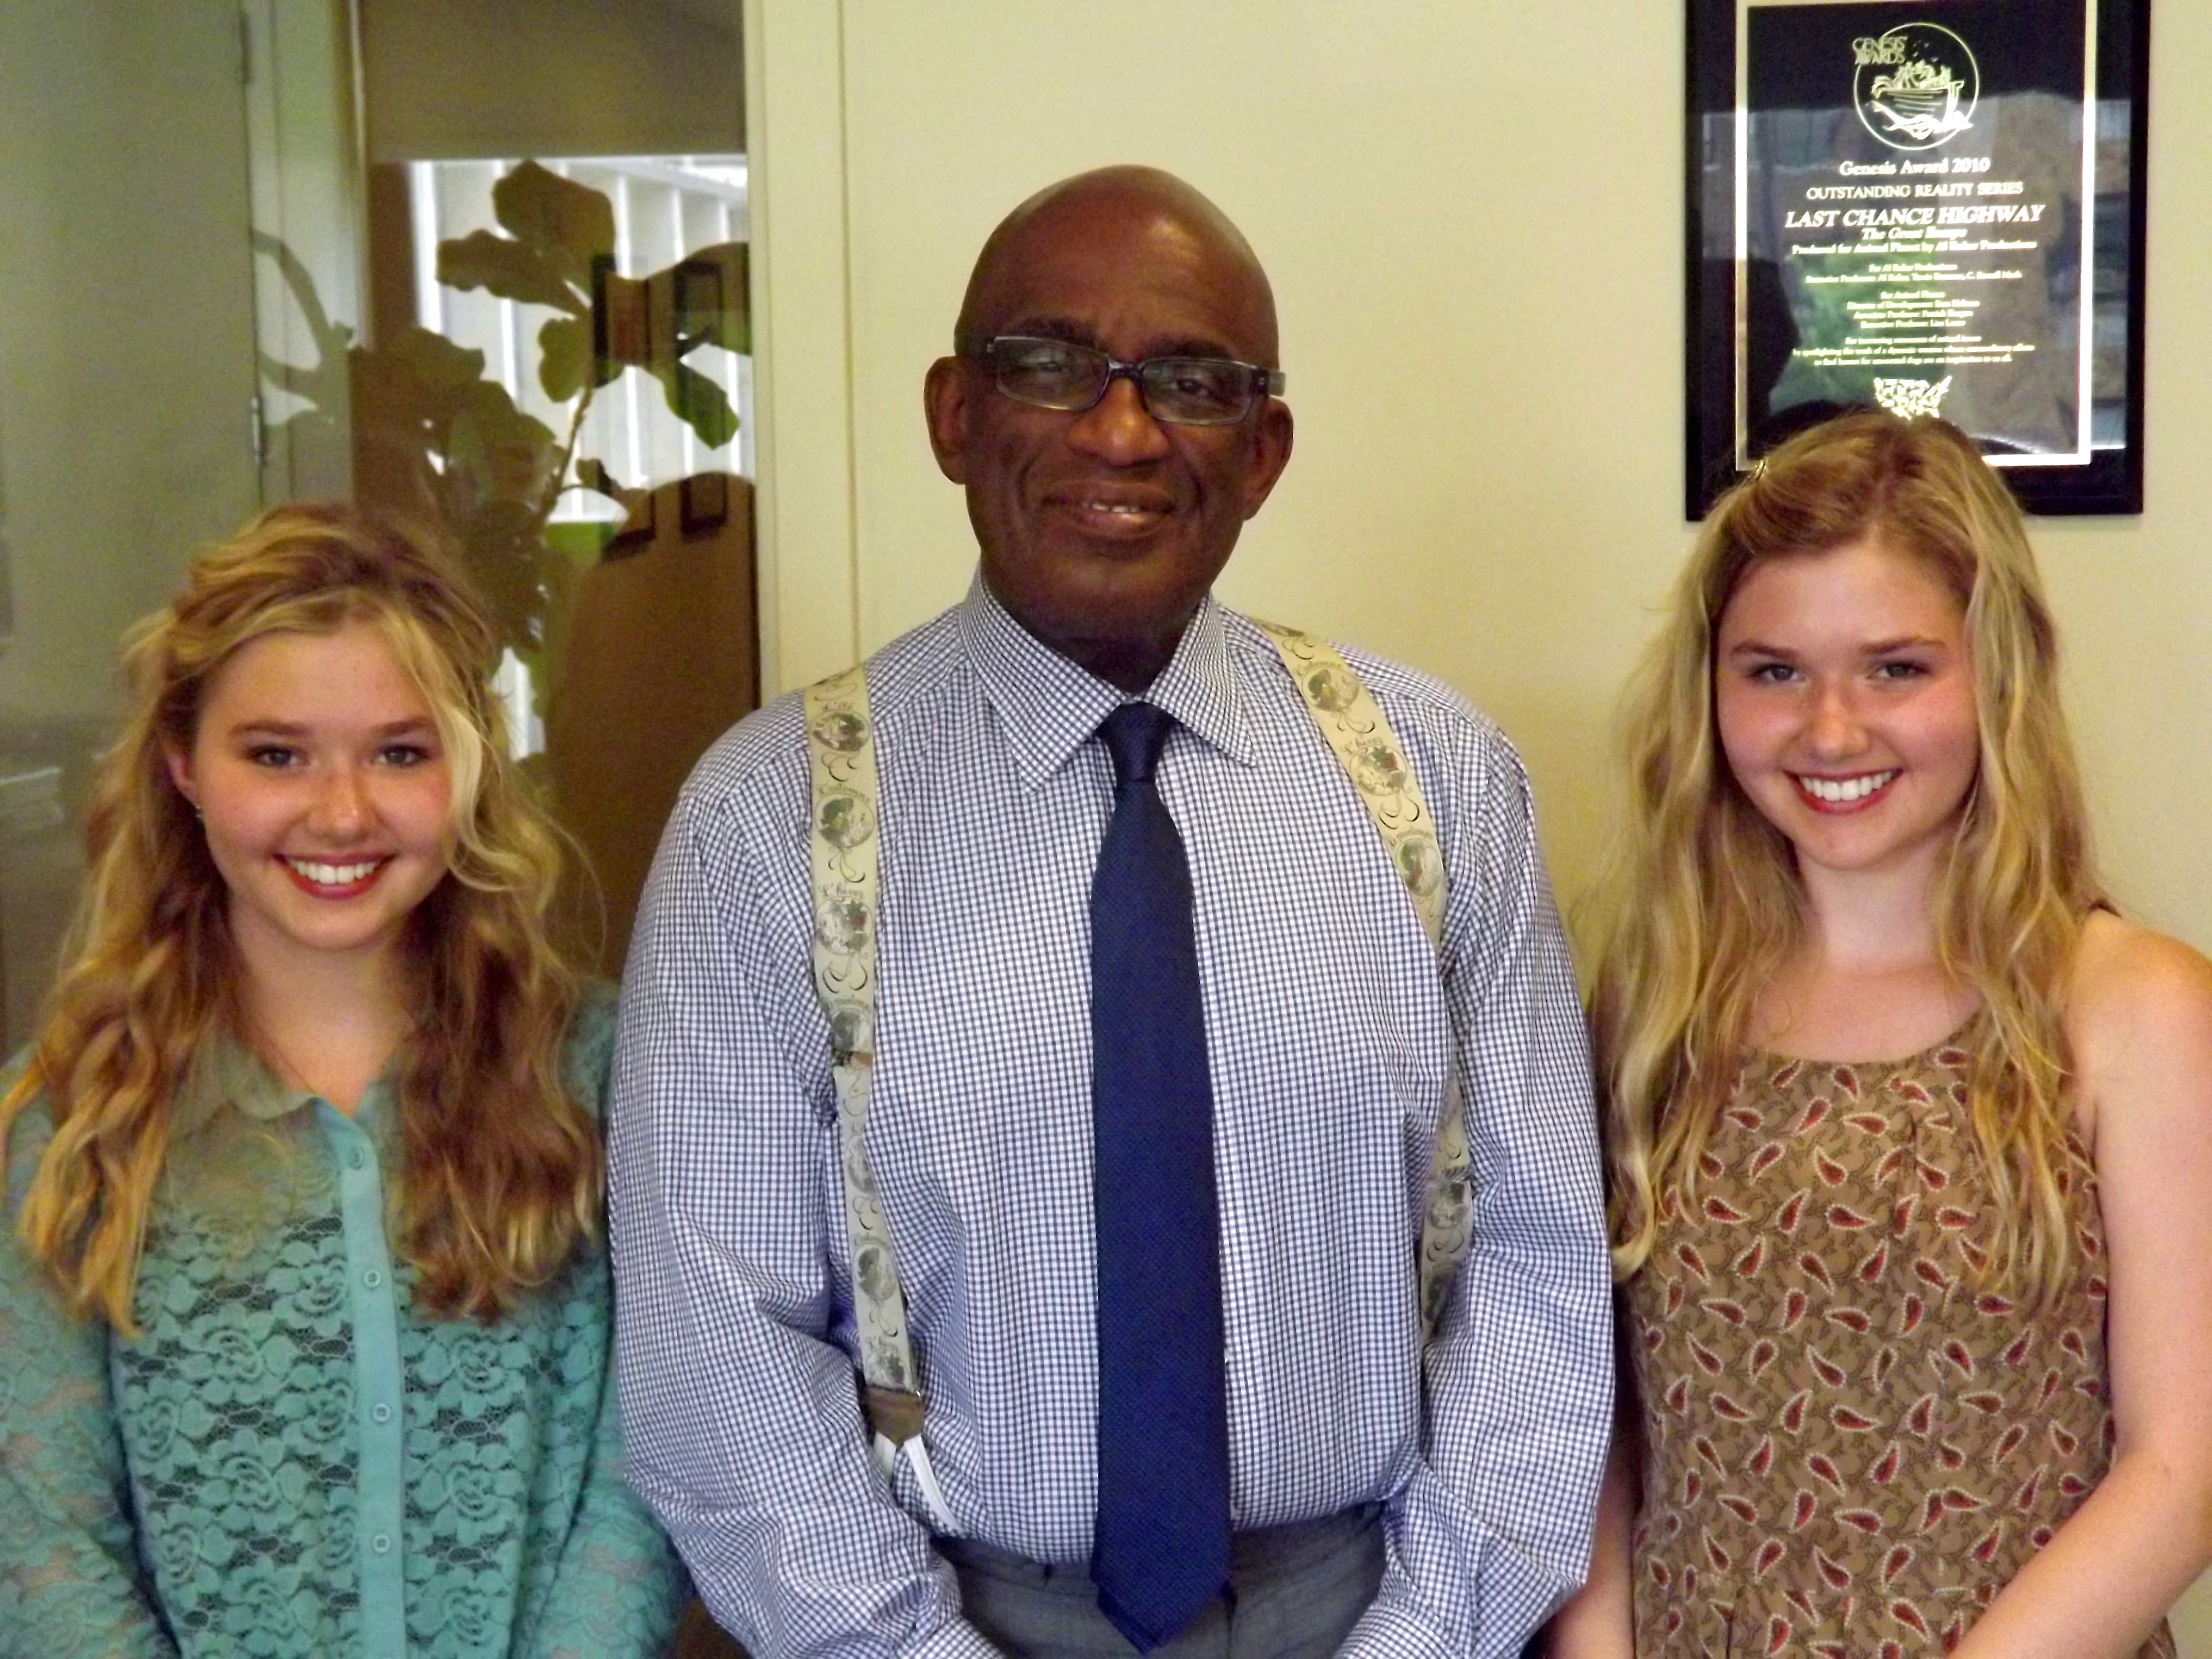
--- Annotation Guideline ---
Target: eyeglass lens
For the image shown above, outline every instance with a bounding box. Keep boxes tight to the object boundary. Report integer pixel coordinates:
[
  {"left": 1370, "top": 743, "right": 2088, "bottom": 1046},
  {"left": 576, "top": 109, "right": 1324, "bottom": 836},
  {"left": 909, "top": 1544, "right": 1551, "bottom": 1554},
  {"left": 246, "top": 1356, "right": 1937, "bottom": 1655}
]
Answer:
[{"left": 988, "top": 337, "right": 1260, "bottom": 426}]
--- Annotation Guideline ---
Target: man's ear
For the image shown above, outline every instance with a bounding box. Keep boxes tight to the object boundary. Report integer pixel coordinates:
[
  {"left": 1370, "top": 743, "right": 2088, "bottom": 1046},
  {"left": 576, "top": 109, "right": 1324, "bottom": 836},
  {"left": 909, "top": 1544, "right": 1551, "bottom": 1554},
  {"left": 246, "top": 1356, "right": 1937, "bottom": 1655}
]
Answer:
[
  {"left": 1239, "top": 398, "right": 1295, "bottom": 521},
  {"left": 923, "top": 355, "right": 973, "bottom": 484}
]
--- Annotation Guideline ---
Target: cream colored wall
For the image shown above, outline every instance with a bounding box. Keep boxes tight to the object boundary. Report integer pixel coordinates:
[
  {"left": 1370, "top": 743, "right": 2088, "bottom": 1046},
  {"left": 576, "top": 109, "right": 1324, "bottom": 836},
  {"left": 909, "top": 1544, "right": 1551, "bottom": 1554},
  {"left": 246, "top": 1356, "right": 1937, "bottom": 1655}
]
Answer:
[{"left": 747, "top": 0, "right": 2212, "bottom": 1637}]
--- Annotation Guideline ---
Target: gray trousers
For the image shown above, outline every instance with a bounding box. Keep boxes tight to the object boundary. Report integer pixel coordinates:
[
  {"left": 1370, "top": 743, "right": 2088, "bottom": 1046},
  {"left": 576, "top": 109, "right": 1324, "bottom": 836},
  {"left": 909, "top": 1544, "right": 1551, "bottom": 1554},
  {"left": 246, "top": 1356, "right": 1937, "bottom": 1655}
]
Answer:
[{"left": 939, "top": 1506, "right": 1385, "bottom": 1659}]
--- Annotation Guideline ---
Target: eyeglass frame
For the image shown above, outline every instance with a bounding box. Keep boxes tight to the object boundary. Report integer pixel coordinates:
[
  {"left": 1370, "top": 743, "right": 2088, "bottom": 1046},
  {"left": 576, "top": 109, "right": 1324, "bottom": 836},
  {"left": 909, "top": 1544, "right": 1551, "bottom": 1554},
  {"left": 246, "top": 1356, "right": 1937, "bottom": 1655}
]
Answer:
[{"left": 963, "top": 334, "right": 1287, "bottom": 427}]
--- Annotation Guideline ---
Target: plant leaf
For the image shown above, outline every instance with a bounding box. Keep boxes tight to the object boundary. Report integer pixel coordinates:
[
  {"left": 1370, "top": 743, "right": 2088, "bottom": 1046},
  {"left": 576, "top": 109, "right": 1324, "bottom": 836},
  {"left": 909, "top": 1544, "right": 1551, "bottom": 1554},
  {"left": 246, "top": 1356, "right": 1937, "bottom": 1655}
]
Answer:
[
  {"left": 437, "top": 229, "right": 585, "bottom": 315},
  {"left": 448, "top": 380, "right": 559, "bottom": 500},
  {"left": 384, "top": 324, "right": 488, "bottom": 398},
  {"left": 349, "top": 327, "right": 488, "bottom": 467},
  {"left": 654, "top": 360, "right": 738, "bottom": 449},
  {"left": 454, "top": 496, "right": 556, "bottom": 654},
  {"left": 457, "top": 378, "right": 558, "bottom": 453},
  {"left": 492, "top": 160, "right": 615, "bottom": 286},
  {"left": 538, "top": 316, "right": 593, "bottom": 402},
  {"left": 575, "top": 456, "right": 627, "bottom": 499}
]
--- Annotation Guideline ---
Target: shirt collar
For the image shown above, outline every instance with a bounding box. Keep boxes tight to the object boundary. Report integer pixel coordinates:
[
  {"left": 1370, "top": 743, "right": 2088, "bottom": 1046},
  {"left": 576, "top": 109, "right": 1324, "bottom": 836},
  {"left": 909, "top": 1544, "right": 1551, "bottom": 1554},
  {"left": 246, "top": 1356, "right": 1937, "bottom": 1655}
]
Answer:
[
  {"left": 176, "top": 1030, "right": 397, "bottom": 1129},
  {"left": 181, "top": 1035, "right": 313, "bottom": 1124},
  {"left": 955, "top": 575, "right": 1257, "bottom": 789}
]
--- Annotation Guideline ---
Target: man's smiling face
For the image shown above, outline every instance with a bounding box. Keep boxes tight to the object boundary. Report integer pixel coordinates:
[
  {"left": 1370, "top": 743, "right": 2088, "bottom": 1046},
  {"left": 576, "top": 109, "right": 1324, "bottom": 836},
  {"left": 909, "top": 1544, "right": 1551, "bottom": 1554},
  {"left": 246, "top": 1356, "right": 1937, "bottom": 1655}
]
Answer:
[{"left": 925, "top": 172, "right": 1293, "bottom": 692}]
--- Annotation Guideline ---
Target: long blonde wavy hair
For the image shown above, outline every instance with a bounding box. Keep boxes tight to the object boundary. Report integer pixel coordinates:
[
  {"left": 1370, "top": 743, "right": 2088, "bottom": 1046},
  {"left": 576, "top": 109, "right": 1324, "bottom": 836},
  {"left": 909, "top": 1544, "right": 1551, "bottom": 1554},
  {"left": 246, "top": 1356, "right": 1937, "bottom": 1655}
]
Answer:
[
  {"left": 1591, "top": 412, "right": 2099, "bottom": 1297},
  {"left": 2, "top": 503, "right": 599, "bottom": 1329}
]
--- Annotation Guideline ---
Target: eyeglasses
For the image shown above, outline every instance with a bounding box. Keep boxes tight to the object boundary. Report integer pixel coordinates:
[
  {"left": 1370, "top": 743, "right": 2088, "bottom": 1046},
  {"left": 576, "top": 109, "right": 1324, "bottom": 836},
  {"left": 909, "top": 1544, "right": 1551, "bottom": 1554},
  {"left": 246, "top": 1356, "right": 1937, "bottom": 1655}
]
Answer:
[{"left": 972, "top": 335, "right": 1286, "bottom": 427}]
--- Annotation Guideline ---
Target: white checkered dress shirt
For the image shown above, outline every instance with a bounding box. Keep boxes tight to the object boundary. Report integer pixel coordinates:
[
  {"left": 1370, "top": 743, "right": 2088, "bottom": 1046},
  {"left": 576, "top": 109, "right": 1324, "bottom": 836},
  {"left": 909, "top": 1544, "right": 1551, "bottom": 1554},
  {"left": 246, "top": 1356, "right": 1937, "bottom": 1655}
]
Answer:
[{"left": 611, "top": 579, "right": 1611, "bottom": 1658}]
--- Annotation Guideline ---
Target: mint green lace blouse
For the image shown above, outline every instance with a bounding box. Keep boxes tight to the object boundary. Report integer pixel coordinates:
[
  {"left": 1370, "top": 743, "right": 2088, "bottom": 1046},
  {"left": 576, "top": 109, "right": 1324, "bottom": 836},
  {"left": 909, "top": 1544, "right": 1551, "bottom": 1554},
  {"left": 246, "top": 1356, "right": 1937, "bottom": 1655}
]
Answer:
[{"left": 0, "top": 989, "right": 685, "bottom": 1658}]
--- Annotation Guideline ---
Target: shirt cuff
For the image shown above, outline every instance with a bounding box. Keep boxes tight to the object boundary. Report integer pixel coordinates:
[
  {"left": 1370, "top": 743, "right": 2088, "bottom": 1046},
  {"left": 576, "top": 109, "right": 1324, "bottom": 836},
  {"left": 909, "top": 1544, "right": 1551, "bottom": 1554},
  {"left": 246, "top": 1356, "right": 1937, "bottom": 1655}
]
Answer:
[
  {"left": 896, "top": 1615, "right": 1003, "bottom": 1659},
  {"left": 1337, "top": 1598, "right": 1463, "bottom": 1659}
]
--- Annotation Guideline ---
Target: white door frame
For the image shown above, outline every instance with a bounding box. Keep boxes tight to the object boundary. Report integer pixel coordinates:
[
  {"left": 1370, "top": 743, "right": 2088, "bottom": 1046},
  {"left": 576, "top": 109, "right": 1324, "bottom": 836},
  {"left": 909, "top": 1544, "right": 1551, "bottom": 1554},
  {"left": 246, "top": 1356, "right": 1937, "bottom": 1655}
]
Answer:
[{"left": 743, "top": 0, "right": 863, "bottom": 695}]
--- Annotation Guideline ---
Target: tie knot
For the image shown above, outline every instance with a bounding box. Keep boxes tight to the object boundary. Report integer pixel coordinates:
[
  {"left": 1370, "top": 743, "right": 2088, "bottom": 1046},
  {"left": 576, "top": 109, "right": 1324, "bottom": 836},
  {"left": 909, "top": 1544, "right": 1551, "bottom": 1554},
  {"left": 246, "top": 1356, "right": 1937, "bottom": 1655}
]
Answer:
[{"left": 1099, "top": 703, "right": 1174, "bottom": 787}]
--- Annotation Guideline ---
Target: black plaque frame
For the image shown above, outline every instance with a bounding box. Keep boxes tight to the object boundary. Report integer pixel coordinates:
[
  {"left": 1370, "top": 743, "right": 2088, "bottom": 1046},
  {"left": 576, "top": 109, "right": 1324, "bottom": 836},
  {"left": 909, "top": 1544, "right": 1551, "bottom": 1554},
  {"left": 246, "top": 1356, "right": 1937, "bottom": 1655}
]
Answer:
[{"left": 1686, "top": 0, "right": 2150, "bottom": 516}]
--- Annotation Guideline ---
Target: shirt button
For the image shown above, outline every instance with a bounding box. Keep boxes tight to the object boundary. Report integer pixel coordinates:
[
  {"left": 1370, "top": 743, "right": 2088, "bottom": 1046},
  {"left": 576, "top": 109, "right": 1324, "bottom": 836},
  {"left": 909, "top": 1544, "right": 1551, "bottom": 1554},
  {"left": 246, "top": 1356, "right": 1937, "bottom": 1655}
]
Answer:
[
  {"left": 348, "top": 1149, "right": 366, "bottom": 1169},
  {"left": 371, "top": 1533, "right": 392, "bottom": 1554},
  {"left": 364, "top": 1269, "right": 384, "bottom": 1289},
  {"left": 371, "top": 1403, "right": 393, "bottom": 1424}
]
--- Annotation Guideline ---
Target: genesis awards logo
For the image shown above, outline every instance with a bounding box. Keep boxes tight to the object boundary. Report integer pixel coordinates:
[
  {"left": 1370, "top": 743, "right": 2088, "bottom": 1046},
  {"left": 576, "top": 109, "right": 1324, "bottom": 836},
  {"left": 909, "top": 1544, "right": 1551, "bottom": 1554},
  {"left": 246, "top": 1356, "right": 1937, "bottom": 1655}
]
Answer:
[
  {"left": 1874, "top": 375, "right": 1955, "bottom": 420},
  {"left": 1853, "top": 24, "right": 1979, "bottom": 151}
]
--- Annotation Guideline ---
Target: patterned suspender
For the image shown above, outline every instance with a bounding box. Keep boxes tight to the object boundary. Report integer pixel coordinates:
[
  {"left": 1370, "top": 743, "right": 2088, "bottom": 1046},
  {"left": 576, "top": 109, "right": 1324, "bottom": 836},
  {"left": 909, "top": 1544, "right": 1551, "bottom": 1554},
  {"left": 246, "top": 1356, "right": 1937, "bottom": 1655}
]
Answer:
[
  {"left": 801, "top": 627, "right": 1476, "bottom": 1509},
  {"left": 1253, "top": 623, "right": 1475, "bottom": 1335},
  {"left": 802, "top": 665, "right": 957, "bottom": 1524}
]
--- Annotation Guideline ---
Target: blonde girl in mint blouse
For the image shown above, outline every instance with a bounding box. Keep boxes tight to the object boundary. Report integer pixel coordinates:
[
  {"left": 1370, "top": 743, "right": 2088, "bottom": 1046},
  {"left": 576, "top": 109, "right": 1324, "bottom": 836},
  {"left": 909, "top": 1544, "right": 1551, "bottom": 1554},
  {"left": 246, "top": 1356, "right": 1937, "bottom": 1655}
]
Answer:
[{"left": 0, "top": 506, "right": 683, "bottom": 1657}]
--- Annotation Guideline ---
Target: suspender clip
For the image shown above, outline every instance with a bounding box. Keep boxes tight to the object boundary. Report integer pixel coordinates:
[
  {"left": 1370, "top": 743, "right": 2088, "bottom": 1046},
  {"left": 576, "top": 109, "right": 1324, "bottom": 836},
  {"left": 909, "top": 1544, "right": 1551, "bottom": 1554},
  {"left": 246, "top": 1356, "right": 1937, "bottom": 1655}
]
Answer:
[{"left": 863, "top": 1383, "right": 929, "bottom": 1444}]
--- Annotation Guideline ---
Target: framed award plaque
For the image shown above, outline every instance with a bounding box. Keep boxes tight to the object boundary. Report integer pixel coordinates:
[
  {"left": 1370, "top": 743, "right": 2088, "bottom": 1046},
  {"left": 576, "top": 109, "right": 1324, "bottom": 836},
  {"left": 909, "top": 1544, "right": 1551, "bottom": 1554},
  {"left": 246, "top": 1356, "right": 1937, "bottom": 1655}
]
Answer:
[{"left": 1687, "top": 0, "right": 2150, "bottom": 515}]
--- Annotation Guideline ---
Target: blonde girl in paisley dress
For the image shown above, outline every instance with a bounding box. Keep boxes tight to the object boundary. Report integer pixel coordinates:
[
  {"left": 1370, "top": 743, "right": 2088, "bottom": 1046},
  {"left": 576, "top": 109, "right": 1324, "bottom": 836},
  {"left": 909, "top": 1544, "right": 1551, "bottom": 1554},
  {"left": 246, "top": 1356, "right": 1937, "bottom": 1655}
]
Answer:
[
  {"left": 0, "top": 506, "right": 682, "bottom": 1656},
  {"left": 1548, "top": 413, "right": 2212, "bottom": 1657}
]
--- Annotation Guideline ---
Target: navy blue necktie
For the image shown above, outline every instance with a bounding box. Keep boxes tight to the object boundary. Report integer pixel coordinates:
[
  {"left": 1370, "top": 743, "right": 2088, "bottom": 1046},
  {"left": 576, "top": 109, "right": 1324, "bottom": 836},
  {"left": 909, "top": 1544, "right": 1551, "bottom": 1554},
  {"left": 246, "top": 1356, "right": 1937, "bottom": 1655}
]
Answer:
[{"left": 1088, "top": 703, "right": 1231, "bottom": 1652}]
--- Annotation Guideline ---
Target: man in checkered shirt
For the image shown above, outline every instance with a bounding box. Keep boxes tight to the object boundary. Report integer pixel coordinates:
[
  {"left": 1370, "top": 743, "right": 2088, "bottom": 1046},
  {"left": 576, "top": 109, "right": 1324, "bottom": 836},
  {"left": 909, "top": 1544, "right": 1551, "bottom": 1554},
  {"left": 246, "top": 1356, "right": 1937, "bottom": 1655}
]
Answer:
[{"left": 610, "top": 166, "right": 1610, "bottom": 1659}]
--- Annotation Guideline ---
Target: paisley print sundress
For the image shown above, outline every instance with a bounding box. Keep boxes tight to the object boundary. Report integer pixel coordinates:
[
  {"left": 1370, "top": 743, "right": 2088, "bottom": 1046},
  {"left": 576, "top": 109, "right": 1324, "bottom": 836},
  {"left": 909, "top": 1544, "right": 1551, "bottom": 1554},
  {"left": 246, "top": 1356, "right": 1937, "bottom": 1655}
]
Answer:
[{"left": 1624, "top": 1039, "right": 2173, "bottom": 1657}]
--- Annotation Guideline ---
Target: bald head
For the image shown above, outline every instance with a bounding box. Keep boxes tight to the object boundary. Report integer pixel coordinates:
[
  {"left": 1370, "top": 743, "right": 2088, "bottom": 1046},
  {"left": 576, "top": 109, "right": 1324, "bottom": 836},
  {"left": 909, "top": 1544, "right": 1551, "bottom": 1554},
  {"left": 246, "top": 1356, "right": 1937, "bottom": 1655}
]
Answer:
[
  {"left": 953, "top": 166, "right": 1278, "bottom": 364},
  {"left": 923, "top": 165, "right": 1293, "bottom": 693}
]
